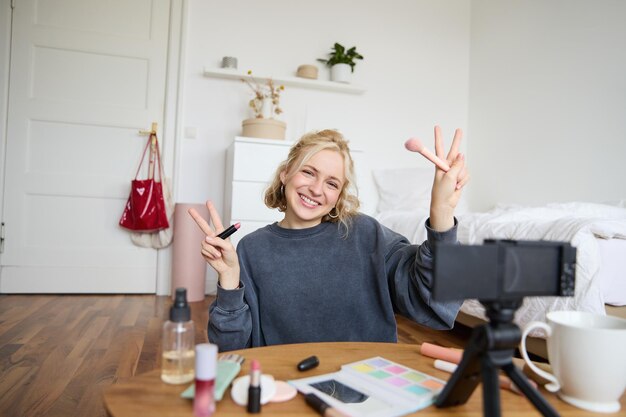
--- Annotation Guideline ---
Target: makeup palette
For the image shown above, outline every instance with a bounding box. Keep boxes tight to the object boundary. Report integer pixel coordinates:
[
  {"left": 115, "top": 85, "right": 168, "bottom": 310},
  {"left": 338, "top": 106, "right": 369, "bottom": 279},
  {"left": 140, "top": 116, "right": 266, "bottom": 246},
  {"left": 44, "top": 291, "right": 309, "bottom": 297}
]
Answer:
[
  {"left": 344, "top": 357, "right": 445, "bottom": 404},
  {"left": 290, "top": 356, "right": 446, "bottom": 417}
]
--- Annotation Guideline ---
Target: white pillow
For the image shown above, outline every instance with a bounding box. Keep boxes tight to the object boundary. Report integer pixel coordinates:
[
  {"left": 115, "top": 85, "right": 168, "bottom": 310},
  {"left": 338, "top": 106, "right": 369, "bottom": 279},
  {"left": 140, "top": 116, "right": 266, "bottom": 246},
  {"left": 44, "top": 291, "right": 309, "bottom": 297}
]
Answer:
[
  {"left": 372, "top": 167, "right": 469, "bottom": 214},
  {"left": 372, "top": 167, "right": 433, "bottom": 213}
]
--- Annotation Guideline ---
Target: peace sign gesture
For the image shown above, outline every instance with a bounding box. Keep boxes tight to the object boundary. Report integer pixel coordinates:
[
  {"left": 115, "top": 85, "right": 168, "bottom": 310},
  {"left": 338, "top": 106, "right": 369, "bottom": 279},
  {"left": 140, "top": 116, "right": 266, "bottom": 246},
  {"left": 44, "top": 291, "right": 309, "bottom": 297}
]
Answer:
[
  {"left": 430, "top": 125, "right": 469, "bottom": 230},
  {"left": 406, "top": 126, "right": 470, "bottom": 232},
  {"left": 188, "top": 200, "right": 240, "bottom": 290}
]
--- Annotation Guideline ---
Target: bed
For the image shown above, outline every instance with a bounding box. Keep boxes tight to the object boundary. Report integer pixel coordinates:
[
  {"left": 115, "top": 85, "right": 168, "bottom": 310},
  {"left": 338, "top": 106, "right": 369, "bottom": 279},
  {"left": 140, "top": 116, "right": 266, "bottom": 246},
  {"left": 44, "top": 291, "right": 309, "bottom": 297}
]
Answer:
[{"left": 372, "top": 167, "right": 626, "bottom": 358}]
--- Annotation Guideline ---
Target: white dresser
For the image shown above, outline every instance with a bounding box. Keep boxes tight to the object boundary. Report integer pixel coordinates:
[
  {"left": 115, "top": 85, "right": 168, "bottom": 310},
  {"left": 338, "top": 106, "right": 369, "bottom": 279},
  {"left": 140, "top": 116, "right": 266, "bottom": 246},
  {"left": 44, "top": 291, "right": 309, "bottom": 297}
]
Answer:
[
  {"left": 223, "top": 136, "right": 375, "bottom": 247},
  {"left": 223, "top": 137, "right": 292, "bottom": 247}
]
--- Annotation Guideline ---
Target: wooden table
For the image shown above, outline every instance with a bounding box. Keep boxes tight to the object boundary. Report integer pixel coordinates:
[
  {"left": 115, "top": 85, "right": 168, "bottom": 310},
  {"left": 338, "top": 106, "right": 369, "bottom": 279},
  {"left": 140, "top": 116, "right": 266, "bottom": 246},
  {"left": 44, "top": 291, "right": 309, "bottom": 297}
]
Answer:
[{"left": 104, "top": 342, "right": 624, "bottom": 417}]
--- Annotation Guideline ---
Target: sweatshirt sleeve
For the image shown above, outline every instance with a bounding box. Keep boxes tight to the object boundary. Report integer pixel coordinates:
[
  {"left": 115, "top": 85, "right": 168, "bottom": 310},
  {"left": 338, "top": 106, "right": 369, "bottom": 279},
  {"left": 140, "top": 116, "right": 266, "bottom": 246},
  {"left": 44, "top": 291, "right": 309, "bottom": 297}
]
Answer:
[
  {"left": 207, "top": 283, "right": 252, "bottom": 351},
  {"left": 385, "top": 218, "right": 463, "bottom": 329}
]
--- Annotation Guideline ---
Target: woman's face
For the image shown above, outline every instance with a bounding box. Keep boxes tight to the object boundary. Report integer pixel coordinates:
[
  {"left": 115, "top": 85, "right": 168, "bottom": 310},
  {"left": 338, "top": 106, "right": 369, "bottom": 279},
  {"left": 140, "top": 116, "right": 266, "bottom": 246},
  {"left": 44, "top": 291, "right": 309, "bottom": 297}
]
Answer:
[{"left": 280, "top": 149, "right": 345, "bottom": 229}]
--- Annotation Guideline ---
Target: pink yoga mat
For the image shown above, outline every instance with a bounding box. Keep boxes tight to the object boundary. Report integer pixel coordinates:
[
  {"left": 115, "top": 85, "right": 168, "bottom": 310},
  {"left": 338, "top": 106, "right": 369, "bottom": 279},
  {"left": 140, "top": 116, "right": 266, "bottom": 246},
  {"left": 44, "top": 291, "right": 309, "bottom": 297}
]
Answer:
[{"left": 171, "top": 203, "right": 208, "bottom": 302}]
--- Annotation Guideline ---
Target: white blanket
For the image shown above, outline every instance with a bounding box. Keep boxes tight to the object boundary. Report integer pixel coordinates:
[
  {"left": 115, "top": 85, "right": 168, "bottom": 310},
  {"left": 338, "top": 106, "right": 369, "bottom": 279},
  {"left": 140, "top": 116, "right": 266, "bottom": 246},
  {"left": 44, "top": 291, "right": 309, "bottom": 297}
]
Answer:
[
  {"left": 456, "top": 202, "right": 626, "bottom": 331},
  {"left": 375, "top": 202, "right": 626, "bottom": 334}
]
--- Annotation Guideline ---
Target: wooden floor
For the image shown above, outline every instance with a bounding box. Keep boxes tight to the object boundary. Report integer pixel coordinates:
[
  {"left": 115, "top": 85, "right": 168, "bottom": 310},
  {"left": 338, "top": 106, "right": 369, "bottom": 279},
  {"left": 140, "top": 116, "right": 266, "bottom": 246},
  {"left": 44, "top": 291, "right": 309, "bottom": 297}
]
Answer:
[{"left": 0, "top": 294, "right": 471, "bottom": 417}]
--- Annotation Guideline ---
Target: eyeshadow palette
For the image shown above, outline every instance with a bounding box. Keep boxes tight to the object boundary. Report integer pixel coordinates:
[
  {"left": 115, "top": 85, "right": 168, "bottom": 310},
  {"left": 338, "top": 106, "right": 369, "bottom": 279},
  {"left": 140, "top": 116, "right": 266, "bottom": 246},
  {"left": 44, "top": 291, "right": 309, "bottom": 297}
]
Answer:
[
  {"left": 344, "top": 357, "right": 445, "bottom": 404},
  {"left": 289, "top": 356, "right": 446, "bottom": 417}
]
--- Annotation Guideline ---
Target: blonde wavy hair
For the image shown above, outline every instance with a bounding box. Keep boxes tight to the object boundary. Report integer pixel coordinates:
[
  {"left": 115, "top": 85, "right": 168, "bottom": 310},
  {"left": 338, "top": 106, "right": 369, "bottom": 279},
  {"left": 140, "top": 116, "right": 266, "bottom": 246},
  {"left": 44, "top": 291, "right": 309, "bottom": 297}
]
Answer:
[{"left": 264, "top": 129, "right": 360, "bottom": 233}]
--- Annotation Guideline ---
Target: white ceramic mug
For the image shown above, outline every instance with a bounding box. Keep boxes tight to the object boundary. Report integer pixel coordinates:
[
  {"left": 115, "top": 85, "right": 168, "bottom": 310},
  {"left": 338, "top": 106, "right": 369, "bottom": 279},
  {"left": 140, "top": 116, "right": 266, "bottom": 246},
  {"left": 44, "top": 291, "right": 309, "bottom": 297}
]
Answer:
[{"left": 520, "top": 310, "right": 626, "bottom": 413}]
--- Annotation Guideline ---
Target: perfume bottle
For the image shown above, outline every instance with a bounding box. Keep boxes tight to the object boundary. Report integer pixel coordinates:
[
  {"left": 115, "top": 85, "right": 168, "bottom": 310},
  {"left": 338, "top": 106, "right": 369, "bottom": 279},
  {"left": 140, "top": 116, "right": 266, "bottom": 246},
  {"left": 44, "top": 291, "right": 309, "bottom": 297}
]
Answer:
[
  {"left": 194, "top": 343, "right": 217, "bottom": 417},
  {"left": 161, "top": 288, "right": 195, "bottom": 384}
]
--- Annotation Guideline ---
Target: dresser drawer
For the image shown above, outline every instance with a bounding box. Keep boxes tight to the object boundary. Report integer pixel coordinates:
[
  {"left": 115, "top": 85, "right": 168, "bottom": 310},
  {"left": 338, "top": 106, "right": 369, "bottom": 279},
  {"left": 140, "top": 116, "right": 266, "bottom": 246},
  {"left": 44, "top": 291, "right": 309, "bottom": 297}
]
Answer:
[
  {"left": 232, "top": 140, "right": 291, "bottom": 182},
  {"left": 230, "top": 181, "right": 283, "bottom": 221}
]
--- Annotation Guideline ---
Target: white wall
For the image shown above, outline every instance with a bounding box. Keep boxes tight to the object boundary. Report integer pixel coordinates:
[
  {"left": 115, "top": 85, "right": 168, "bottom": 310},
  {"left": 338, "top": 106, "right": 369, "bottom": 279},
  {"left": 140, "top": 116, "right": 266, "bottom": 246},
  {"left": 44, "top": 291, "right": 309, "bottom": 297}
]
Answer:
[{"left": 468, "top": 0, "right": 626, "bottom": 211}]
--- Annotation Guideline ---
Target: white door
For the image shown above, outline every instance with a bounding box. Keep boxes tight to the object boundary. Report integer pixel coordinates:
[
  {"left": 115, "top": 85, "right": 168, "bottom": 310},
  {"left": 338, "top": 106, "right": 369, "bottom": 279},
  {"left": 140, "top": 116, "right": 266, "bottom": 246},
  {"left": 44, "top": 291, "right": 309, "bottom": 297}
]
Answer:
[{"left": 0, "top": 0, "right": 172, "bottom": 292}]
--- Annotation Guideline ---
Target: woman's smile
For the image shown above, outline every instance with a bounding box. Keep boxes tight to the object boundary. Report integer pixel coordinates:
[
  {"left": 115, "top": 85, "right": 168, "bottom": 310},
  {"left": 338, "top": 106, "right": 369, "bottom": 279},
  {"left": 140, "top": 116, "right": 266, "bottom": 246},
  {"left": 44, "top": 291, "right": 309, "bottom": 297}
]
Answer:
[
  {"left": 299, "top": 193, "right": 321, "bottom": 207},
  {"left": 280, "top": 149, "right": 345, "bottom": 229}
]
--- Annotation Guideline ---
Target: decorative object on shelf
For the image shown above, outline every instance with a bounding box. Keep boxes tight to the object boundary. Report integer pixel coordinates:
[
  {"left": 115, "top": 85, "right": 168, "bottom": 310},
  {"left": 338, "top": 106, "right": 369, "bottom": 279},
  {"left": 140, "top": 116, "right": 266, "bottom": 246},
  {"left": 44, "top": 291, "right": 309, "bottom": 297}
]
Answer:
[
  {"left": 317, "top": 42, "right": 364, "bottom": 83},
  {"left": 296, "top": 64, "right": 318, "bottom": 80},
  {"left": 241, "top": 70, "right": 286, "bottom": 140},
  {"left": 330, "top": 64, "right": 351, "bottom": 83},
  {"left": 241, "top": 70, "right": 284, "bottom": 119},
  {"left": 261, "top": 97, "right": 273, "bottom": 119},
  {"left": 221, "top": 56, "right": 238, "bottom": 69}
]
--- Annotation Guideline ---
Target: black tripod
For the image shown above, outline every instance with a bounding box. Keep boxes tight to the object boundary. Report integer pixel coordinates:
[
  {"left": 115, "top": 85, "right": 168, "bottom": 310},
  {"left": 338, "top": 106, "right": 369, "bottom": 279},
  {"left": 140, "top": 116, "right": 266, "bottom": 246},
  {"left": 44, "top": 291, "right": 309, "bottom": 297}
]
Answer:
[{"left": 435, "top": 300, "right": 560, "bottom": 417}]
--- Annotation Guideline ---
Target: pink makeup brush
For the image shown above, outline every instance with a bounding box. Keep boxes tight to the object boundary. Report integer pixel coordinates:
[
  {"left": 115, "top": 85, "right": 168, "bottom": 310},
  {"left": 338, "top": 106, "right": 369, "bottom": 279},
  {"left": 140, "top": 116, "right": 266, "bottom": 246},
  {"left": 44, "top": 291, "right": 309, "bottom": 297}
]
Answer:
[{"left": 404, "top": 137, "right": 450, "bottom": 172}]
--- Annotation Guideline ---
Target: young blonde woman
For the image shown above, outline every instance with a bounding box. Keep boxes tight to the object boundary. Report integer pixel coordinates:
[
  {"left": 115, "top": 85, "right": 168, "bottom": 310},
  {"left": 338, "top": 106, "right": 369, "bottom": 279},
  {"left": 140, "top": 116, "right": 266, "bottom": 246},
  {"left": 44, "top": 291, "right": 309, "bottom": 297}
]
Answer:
[{"left": 190, "top": 127, "right": 469, "bottom": 351}]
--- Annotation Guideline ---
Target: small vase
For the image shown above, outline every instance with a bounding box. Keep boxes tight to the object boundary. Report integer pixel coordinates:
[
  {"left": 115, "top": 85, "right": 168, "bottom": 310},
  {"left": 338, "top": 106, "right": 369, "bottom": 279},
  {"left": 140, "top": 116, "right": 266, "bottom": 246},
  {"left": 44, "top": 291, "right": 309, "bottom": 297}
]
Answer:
[{"left": 261, "top": 98, "right": 273, "bottom": 119}]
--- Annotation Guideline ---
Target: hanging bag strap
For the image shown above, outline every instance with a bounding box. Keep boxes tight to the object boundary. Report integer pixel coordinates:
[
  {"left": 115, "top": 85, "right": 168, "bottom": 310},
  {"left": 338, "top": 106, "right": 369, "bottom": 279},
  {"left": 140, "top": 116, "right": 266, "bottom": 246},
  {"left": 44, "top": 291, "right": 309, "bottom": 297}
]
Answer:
[
  {"left": 134, "top": 134, "right": 154, "bottom": 180},
  {"left": 134, "top": 133, "right": 164, "bottom": 181},
  {"left": 152, "top": 133, "right": 165, "bottom": 183}
]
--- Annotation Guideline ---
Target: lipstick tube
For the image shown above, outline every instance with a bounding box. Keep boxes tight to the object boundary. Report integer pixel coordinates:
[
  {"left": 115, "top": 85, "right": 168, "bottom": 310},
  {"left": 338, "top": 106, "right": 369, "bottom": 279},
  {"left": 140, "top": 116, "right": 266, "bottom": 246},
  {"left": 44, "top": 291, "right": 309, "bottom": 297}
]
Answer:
[
  {"left": 216, "top": 222, "right": 240, "bottom": 240},
  {"left": 247, "top": 359, "right": 261, "bottom": 413}
]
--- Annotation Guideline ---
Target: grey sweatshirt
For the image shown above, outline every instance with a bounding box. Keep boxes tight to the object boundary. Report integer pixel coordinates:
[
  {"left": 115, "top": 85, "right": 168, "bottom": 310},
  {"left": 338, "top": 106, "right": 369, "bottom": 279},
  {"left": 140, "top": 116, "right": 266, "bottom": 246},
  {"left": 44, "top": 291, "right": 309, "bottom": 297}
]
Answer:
[{"left": 208, "top": 214, "right": 462, "bottom": 351}]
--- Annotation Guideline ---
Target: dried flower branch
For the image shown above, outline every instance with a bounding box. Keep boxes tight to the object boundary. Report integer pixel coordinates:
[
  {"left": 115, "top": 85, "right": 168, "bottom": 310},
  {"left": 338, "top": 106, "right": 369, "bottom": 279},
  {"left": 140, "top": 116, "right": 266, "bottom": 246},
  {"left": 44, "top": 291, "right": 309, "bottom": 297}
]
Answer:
[{"left": 241, "top": 70, "right": 285, "bottom": 118}]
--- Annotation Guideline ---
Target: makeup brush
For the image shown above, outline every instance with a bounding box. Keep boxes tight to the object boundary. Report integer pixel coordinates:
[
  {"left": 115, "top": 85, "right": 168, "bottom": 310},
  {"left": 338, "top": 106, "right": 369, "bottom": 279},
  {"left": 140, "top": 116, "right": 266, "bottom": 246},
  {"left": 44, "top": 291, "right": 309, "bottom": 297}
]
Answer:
[{"left": 404, "top": 137, "right": 450, "bottom": 172}]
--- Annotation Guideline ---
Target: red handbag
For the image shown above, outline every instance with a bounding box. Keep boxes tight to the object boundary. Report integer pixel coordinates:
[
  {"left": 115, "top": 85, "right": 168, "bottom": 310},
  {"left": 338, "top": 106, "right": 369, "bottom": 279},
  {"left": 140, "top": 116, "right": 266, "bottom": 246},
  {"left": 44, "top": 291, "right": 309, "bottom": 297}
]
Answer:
[{"left": 119, "top": 133, "right": 170, "bottom": 232}]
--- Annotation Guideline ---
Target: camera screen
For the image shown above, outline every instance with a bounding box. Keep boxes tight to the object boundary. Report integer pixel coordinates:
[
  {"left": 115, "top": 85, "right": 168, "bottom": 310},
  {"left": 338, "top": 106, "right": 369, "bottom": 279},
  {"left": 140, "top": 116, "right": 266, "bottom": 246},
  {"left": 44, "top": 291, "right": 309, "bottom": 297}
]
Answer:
[{"left": 433, "top": 240, "right": 576, "bottom": 302}]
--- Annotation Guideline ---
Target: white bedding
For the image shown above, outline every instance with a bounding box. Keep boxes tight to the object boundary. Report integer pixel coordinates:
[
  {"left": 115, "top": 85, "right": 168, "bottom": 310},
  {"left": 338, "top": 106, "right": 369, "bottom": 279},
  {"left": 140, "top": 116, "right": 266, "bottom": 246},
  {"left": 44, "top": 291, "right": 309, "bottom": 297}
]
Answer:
[
  {"left": 375, "top": 202, "right": 626, "bottom": 333},
  {"left": 597, "top": 238, "right": 626, "bottom": 306}
]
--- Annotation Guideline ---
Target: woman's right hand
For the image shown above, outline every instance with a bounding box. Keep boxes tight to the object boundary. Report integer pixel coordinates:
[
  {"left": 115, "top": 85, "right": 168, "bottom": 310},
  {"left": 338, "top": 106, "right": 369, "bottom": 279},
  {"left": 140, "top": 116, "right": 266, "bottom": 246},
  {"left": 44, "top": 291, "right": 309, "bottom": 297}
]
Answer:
[{"left": 188, "top": 201, "right": 240, "bottom": 290}]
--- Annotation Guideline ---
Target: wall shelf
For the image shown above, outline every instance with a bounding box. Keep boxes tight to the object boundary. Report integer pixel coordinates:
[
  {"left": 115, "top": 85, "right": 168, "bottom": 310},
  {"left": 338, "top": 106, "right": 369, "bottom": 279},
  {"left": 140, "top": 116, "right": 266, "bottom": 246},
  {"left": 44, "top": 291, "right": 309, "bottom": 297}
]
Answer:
[{"left": 203, "top": 67, "right": 366, "bottom": 95}]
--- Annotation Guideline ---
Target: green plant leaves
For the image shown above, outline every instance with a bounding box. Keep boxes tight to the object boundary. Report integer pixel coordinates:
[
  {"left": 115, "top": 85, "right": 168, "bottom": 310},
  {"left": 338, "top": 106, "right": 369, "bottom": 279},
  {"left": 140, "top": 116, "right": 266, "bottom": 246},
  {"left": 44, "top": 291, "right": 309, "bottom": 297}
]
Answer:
[{"left": 317, "top": 42, "right": 364, "bottom": 72}]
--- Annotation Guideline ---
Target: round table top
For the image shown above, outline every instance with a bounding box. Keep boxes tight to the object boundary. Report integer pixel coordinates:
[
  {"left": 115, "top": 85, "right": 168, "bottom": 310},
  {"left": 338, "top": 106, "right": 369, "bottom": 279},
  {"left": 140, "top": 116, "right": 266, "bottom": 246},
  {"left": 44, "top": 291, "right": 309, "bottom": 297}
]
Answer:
[{"left": 103, "top": 341, "right": 618, "bottom": 417}]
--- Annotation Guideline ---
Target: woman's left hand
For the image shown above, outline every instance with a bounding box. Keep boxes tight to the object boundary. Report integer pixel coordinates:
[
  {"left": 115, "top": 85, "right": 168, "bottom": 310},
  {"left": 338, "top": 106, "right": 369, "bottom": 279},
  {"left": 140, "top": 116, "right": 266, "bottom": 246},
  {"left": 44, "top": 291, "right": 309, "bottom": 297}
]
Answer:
[{"left": 429, "top": 125, "right": 470, "bottom": 231}]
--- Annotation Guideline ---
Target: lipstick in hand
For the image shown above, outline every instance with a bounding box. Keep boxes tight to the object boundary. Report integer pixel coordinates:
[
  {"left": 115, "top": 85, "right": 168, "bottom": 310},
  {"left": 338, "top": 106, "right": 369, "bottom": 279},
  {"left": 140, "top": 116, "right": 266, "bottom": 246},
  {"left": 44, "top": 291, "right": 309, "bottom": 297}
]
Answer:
[
  {"left": 216, "top": 222, "right": 241, "bottom": 240},
  {"left": 247, "top": 359, "right": 261, "bottom": 413}
]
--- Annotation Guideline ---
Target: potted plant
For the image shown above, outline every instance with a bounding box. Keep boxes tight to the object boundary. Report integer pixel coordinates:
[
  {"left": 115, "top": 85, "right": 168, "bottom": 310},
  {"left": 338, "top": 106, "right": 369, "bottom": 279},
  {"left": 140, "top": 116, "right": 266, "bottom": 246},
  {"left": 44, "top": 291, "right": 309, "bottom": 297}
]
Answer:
[{"left": 317, "top": 42, "right": 364, "bottom": 83}]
